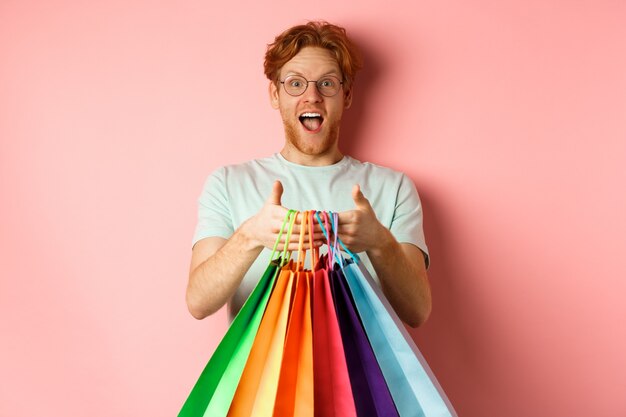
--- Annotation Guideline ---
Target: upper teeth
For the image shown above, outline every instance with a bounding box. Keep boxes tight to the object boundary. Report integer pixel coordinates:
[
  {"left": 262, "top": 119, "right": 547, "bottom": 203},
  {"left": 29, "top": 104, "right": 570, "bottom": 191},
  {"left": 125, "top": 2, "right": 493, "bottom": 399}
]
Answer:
[{"left": 301, "top": 112, "right": 321, "bottom": 118}]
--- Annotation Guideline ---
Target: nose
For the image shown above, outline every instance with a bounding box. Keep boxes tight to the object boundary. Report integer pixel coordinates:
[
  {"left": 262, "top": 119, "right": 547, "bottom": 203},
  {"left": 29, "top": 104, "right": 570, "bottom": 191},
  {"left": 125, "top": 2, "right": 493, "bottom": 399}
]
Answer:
[{"left": 302, "top": 81, "right": 323, "bottom": 102}]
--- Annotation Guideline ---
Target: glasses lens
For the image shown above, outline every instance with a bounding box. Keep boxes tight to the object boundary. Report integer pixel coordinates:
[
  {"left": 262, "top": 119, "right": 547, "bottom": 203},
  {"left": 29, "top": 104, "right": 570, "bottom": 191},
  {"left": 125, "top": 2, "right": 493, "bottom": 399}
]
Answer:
[
  {"left": 282, "top": 75, "right": 342, "bottom": 97},
  {"left": 284, "top": 76, "right": 307, "bottom": 96},
  {"left": 317, "top": 76, "right": 341, "bottom": 97}
]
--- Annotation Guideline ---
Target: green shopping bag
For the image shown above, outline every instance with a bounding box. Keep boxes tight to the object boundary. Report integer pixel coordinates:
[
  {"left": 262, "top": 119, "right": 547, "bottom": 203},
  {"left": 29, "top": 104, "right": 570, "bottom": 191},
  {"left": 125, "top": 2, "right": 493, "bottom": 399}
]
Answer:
[{"left": 179, "top": 211, "right": 297, "bottom": 417}]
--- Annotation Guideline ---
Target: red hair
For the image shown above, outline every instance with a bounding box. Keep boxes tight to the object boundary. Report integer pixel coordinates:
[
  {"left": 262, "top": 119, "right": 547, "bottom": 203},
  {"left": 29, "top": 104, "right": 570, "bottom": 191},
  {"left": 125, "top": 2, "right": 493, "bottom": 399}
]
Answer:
[{"left": 264, "top": 21, "right": 363, "bottom": 91}]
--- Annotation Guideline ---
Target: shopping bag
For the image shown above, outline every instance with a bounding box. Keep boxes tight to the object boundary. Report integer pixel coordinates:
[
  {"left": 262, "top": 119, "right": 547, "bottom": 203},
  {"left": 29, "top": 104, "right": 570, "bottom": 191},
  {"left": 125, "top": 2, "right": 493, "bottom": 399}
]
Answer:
[
  {"left": 178, "top": 210, "right": 297, "bottom": 417},
  {"left": 273, "top": 269, "right": 314, "bottom": 417},
  {"left": 343, "top": 259, "right": 456, "bottom": 417},
  {"left": 312, "top": 265, "right": 359, "bottom": 417},
  {"left": 314, "top": 210, "right": 397, "bottom": 416},
  {"left": 178, "top": 260, "right": 278, "bottom": 417},
  {"left": 328, "top": 212, "right": 457, "bottom": 417},
  {"left": 331, "top": 263, "right": 400, "bottom": 417},
  {"left": 229, "top": 210, "right": 315, "bottom": 417},
  {"left": 227, "top": 261, "right": 295, "bottom": 417},
  {"left": 273, "top": 211, "right": 315, "bottom": 417},
  {"left": 181, "top": 208, "right": 457, "bottom": 417},
  {"left": 312, "top": 213, "right": 357, "bottom": 417}
]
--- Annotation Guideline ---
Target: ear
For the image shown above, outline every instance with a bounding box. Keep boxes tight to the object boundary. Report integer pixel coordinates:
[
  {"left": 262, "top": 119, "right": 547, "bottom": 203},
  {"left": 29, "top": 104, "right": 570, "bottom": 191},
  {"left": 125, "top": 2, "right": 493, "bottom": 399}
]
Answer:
[
  {"left": 344, "top": 87, "right": 353, "bottom": 109},
  {"left": 269, "top": 81, "right": 280, "bottom": 109}
]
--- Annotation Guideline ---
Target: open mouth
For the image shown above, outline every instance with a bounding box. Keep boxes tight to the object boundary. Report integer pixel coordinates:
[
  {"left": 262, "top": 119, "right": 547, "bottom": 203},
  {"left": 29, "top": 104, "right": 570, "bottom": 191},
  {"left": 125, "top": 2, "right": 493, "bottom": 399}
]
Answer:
[{"left": 299, "top": 112, "right": 324, "bottom": 132}]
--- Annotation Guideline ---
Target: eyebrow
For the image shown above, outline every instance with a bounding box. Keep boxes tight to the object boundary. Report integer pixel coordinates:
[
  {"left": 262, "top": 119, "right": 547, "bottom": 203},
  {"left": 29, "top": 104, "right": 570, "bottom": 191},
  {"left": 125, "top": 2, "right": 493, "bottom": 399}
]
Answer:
[{"left": 283, "top": 70, "right": 342, "bottom": 78}]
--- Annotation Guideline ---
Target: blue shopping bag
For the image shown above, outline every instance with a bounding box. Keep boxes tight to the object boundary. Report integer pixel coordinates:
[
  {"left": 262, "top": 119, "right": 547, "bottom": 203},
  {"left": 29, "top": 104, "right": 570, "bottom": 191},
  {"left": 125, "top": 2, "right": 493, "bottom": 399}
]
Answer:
[{"left": 324, "top": 212, "right": 457, "bottom": 417}]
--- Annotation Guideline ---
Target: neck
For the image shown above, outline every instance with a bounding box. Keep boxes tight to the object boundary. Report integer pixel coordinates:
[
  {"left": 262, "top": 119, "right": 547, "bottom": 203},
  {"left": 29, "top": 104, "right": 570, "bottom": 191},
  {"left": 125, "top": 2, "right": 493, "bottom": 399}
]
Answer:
[{"left": 280, "top": 146, "right": 343, "bottom": 167}]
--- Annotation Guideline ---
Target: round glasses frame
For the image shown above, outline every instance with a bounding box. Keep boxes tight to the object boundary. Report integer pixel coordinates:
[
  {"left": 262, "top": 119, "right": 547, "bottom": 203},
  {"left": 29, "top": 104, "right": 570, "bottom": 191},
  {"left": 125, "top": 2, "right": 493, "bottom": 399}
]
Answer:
[{"left": 279, "top": 75, "right": 344, "bottom": 97}]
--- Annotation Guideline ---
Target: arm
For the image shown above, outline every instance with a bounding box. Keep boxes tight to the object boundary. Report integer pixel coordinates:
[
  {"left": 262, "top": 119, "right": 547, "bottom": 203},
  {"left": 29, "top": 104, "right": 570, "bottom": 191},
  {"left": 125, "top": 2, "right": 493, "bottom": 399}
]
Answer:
[
  {"left": 186, "top": 181, "right": 323, "bottom": 319},
  {"left": 187, "top": 233, "right": 261, "bottom": 320},
  {"left": 337, "top": 185, "right": 432, "bottom": 328}
]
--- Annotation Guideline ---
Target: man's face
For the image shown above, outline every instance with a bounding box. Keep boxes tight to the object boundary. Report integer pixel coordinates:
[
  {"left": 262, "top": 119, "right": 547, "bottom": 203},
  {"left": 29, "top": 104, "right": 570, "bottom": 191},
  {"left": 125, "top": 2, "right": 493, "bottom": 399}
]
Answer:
[{"left": 270, "top": 47, "right": 352, "bottom": 161}]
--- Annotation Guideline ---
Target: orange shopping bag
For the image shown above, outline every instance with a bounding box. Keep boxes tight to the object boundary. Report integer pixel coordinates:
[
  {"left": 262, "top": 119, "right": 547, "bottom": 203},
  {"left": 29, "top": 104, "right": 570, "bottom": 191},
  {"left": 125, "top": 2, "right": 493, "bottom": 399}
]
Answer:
[
  {"left": 227, "top": 214, "right": 299, "bottom": 417},
  {"left": 273, "top": 211, "right": 316, "bottom": 417},
  {"left": 226, "top": 264, "right": 294, "bottom": 417},
  {"left": 178, "top": 211, "right": 295, "bottom": 417}
]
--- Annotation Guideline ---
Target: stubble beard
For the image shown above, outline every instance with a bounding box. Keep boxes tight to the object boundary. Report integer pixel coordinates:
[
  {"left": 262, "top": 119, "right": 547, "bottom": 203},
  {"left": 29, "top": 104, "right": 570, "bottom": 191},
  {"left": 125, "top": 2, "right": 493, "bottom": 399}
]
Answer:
[{"left": 283, "top": 118, "right": 340, "bottom": 157}]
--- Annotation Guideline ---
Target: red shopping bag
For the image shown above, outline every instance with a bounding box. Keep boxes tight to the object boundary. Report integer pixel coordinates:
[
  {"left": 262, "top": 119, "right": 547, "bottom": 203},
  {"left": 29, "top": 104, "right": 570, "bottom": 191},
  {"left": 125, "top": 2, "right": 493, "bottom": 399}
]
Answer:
[
  {"left": 312, "top": 212, "right": 357, "bottom": 417},
  {"left": 317, "top": 211, "right": 399, "bottom": 417}
]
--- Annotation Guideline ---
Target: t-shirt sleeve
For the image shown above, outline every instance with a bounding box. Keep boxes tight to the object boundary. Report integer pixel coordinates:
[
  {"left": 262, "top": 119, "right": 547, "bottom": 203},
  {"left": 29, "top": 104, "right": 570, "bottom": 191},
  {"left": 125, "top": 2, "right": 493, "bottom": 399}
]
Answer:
[
  {"left": 389, "top": 174, "right": 430, "bottom": 268},
  {"left": 192, "top": 167, "right": 234, "bottom": 247}
]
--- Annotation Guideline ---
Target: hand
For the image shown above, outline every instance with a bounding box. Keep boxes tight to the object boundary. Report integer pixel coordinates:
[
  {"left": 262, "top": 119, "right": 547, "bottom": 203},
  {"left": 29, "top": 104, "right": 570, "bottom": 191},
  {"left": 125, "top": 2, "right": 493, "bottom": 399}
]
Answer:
[
  {"left": 242, "top": 180, "right": 324, "bottom": 252},
  {"left": 336, "top": 185, "right": 389, "bottom": 254}
]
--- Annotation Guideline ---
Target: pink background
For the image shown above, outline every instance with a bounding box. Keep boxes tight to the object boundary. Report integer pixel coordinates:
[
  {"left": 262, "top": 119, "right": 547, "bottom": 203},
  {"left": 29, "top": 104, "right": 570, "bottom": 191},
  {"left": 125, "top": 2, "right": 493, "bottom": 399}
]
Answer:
[{"left": 2, "top": 0, "right": 625, "bottom": 416}]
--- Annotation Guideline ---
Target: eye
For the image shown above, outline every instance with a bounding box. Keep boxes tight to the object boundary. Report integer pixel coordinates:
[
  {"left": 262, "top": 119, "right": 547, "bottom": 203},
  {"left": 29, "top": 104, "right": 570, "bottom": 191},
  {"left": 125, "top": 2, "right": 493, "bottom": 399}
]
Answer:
[
  {"left": 288, "top": 77, "right": 305, "bottom": 88},
  {"left": 319, "top": 78, "right": 335, "bottom": 88}
]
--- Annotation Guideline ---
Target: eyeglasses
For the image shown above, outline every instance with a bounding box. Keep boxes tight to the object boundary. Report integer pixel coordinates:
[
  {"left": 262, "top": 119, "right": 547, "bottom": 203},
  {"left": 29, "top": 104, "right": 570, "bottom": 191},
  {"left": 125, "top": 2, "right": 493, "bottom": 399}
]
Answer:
[{"left": 279, "top": 75, "right": 344, "bottom": 97}]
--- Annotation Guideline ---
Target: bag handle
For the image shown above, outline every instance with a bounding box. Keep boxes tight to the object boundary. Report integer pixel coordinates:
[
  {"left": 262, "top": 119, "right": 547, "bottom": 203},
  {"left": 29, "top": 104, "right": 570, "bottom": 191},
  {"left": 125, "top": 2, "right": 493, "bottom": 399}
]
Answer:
[
  {"left": 315, "top": 210, "right": 341, "bottom": 269},
  {"left": 269, "top": 209, "right": 292, "bottom": 263},
  {"left": 273, "top": 210, "right": 297, "bottom": 266},
  {"left": 331, "top": 212, "right": 358, "bottom": 262},
  {"left": 315, "top": 211, "right": 330, "bottom": 269},
  {"left": 326, "top": 211, "right": 343, "bottom": 267},
  {"left": 308, "top": 211, "right": 320, "bottom": 269},
  {"left": 295, "top": 210, "right": 324, "bottom": 271},
  {"left": 296, "top": 210, "right": 308, "bottom": 270},
  {"left": 315, "top": 211, "right": 359, "bottom": 271}
]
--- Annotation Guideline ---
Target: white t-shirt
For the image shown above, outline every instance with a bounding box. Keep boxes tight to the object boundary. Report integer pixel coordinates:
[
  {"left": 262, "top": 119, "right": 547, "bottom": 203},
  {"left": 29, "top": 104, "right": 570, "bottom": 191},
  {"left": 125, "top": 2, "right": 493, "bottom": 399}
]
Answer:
[{"left": 193, "top": 153, "right": 429, "bottom": 320}]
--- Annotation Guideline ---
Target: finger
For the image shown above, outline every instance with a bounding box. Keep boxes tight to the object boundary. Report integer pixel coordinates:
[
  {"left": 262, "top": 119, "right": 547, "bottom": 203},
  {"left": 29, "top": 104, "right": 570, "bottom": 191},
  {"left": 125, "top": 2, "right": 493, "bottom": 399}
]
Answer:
[
  {"left": 285, "top": 224, "right": 308, "bottom": 237},
  {"left": 274, "top": 242, "right": 302, "bottom": 252},
  {"left": 286, "top": 243, "right": 303, "bottom": 252},
  {"left": 287, "top": 223, "right": 325, "bottom": 235},
  {"left": 275, "top": 226, "right": 329, "bottom": 245},
  {"left": 279, "top": 236, "right": 325, "bottom": 250},
  {"left": 279, "top": 233, "right": 310, "bottom": 245},
  {"left": 266, "top": 180, "right": 283, "bottom": 205},
  {"left": 269, "top": 209, "right": 291, "bottom": 233},
  {"left": 336, "top": 210, "right": 358, "bottom": 226},
  {"left": 352, "top": 184, "right": 372, "bottom": 211},
  {"left": 276, "top": 238, "right": 325, "bottom": 252},
  {"left": 309, "top": 221, "right": 326, "bottom": 233},
  {"left": 279, "top": 240, "right": 323, "bottom": 250},
  {"left": 314, "top": 213, "right": 338, "bottom": 234}
]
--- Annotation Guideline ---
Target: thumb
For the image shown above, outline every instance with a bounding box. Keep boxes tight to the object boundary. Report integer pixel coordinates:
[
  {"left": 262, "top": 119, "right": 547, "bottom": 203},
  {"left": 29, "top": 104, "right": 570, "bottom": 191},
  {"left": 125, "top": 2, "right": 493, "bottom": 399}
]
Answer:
[
  {"left": 267, "top": 180, "right": 283, "bottom": 205},
  {"left": 352, "top": 184, "right": 371, "bottom": 210}
]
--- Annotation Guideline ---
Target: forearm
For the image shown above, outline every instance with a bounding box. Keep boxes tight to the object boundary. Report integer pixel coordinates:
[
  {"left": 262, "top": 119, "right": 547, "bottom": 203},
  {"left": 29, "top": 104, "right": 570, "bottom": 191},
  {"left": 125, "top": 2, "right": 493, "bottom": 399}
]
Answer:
[
  {"left": 367, "top": 228, "right": 432, "bottom": 328},
  {"left": 186, "top": 226, "right": 262, "bottom": 319}
]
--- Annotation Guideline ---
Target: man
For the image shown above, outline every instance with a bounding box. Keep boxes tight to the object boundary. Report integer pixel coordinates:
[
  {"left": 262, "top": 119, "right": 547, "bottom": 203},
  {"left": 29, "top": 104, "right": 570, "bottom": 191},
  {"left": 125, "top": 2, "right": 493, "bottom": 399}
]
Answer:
[{"left": 187, "top": 21, "right": 431, "bottom": 327}]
